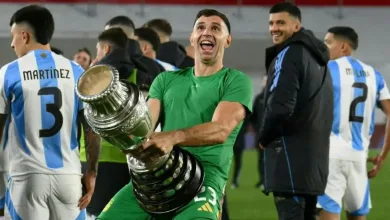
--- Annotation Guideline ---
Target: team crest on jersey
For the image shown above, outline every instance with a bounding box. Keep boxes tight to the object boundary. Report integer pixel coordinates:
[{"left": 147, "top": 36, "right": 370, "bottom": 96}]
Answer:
[{"left": 40, "top": 53, "right": 47, "bottom": 58}]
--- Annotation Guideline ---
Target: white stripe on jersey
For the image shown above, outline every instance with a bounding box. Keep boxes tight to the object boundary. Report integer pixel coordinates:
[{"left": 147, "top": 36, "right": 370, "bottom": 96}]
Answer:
[
  {"left": 53, "top": 57, "right": 83, "bottom": 175},
  {"left": 358, "top": 60, "right": 376, "bottom": 152},
  {"left": 0, "top": 50, "right": 84, "bottom": 177},
  {"left": 335, "top": 57, "right": 354, "bottom": 145},
  {"left": 329, "top": 56, "right": 390, "bottom": 162}
]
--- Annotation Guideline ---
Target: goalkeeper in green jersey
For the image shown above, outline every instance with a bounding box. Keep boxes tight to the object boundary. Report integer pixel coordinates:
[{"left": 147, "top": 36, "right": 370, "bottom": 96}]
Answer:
[{"left": 98, "top": 8, "right": 253, "bottom": 220}]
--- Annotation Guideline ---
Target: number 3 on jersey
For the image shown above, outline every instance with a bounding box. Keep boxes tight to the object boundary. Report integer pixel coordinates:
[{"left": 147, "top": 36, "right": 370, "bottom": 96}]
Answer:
[
  {"left": 37, "top": 87, "right": 63, "bottom": 137},
  {"left": 349, "top": 82, "right": 368, "bottom": 123}
]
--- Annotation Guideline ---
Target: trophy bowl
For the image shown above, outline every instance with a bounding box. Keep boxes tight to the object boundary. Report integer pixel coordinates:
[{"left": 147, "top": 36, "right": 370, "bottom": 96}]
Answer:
[{"left": 75, "top": 65, "right": 204, "bottom": 214}]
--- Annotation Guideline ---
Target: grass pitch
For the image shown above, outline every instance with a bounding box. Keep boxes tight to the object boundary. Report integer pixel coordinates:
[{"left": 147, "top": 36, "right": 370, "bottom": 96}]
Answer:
[{"left": 226, "top": 149, "right": 390, "bottom": 220}]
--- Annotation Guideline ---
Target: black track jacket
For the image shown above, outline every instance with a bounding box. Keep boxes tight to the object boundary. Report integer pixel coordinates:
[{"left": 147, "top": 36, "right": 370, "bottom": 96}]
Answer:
[{"left": 258, "top": 28, "right": 333, "bottom": 195}]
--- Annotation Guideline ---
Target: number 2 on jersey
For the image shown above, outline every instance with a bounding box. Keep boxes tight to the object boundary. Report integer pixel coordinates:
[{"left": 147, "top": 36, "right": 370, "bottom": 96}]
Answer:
[
  {"left": 37, "top": 87, "right": 63, "bottom": 137},
  {"left": 349, "top": 82, "right": 368, "bottom": 123}
]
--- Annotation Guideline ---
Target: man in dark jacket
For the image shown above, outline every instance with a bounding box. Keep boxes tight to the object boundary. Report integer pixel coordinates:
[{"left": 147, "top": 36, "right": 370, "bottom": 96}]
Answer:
[
  {"left": 143, "top": 18, "right": 194, "bottom": 68},
  {"left": 257, "top": 3, "right": 333, "bottom": 220},
  {"left": 51, "top": 46, "right": 63, "bottom": 55},
  {"left": 95, "top": 28, "right": 153, "bottom": 87},
  {"left": 105, "top": 16, "right": 164, "bottom": 79}
]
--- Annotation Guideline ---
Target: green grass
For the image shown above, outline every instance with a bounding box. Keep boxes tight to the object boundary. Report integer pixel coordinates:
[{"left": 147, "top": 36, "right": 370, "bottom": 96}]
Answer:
[{"left": 226, "top": 149, "right": 390, "bottom": 220}]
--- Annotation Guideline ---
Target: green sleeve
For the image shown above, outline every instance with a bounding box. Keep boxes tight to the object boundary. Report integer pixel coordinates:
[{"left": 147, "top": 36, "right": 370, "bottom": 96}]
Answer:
[
  {"left": 148, "top": 72, "right": 166, "bottom": 101},
  {"left": 221, "top": 70, "right": 253, "bottom": 113}
]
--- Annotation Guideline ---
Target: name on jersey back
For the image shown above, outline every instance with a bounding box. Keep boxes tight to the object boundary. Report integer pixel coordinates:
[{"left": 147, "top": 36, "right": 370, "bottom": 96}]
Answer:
[
  {"left": 23, "top": 68, "right": 70, "bottom": 81},
  {"left": 345, "top": 68, "right": 370, "bottom": 77}
]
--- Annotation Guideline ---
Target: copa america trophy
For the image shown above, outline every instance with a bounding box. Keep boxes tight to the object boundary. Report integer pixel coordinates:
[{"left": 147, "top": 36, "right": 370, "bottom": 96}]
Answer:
[{"left": 75, "top": 65, "right": 204, "bottom": 214}]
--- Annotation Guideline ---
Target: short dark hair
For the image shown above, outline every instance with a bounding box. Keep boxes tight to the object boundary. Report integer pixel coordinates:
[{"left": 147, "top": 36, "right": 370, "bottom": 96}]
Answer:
[
  {"left": 51, "top": 47, "right": 63, "bottom": 55},
  {"left": 269, "top": 2, "right": 301, "bottom": 22},
  {"left": 9, "top": 5, "right": 55, "bottom": 45},
  {"left": 78, "top": 47, "right": 91, "bottom": 57},
  {"left": 134, "top": 28, "right": 161, "bottom": 52},
  {"left": 143, "top": 19, "right": 173, "bottom": 36},
  {"left": 98, "top": 28, "right": 128, "bottom": 48},
  {"left": 194, "top": 9, "right": 231, "bottom": 34},
  {"left": 328, "top": 26, "right": 359, "bottom": 50},
  {"left": 105, "top": 16, "right": 135, "bottom": 30}
]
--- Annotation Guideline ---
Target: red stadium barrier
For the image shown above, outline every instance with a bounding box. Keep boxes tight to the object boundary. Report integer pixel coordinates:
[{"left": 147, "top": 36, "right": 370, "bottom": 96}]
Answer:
[{"left": 0, "top": 0, "right": 389, "bottom": 6}]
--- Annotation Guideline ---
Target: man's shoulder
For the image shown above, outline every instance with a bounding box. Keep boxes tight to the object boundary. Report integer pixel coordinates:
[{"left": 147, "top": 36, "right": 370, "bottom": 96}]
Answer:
[
  {"left": 139, "top": 55, "right": 162, "bottom": 71},
  {"left": 0, "top": 59, "right": 19, "bottom": 75},
  {"left": 159, "top": 67, "right": 192, "bottom": 77},
  {"left": 224, "top": 68, "right": 251, "bottom": 83},
  {"left": 271, "top": 45, "right": 304, "bottom": 67}
]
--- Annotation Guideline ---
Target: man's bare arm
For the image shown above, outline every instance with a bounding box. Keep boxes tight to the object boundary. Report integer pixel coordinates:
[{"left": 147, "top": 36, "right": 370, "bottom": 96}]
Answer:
[
  {"left": 171, "top": 101, "right": 247, "bottom": 146},
  {"left": 79, "top": 111, "right": 101, "bottom": 174},
  {"left": 379, "top": 99, "right": 390, "bottom": 160},
  {"left": 147, "top": 98, "right": 161, "bottom": 130}
]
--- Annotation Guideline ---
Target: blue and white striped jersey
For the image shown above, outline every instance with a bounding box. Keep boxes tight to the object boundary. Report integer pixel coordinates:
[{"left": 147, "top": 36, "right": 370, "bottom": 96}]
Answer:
[
  {"left": 329, "top": 56, "right": 390, "bottom": 162},
  {"left": 155, "top": 59, "right": 179, "bottom": 71},
  {"left": 0, "top": 50, "right": 85, "bottom": 177}
]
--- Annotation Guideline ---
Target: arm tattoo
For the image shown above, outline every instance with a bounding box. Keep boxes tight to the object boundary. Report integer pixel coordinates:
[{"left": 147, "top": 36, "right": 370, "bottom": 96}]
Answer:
[{"left": 79, "top": 111, "right": 101, "bottom": 173}]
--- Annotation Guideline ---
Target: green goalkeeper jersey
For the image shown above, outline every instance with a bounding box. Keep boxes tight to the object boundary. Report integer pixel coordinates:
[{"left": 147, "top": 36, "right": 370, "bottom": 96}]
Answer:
[{"left": 148, "top": 67, "right": 253, "bottom": 195}]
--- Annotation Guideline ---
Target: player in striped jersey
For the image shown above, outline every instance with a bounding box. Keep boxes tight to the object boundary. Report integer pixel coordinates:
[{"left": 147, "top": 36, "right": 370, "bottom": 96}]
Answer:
[
  {"left": 0, "top": 5, "right": 101, "bottom": 220},
  {"left": 318, "top": 26, "right": 390, "bottom": 220},
  {"left": 134, "top": 27, "right": 180, "bottom": 71}
]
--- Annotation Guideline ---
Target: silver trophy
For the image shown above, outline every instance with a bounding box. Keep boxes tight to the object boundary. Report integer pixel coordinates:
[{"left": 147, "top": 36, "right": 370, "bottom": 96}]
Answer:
[{"left": 75, "top": 65, "right": 204, "bottom": 214}]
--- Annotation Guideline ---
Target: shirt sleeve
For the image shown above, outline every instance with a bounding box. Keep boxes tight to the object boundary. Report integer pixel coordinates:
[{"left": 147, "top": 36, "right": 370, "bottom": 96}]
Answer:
[
  {"left": 258, "top": 47, "right": 300, "bottom": 146},
  {"left": 221, "top": 70, "right": 253, "bottom": 114},
  {"left": 148, "top": 72, "right": 167, "bottom": 101},
  {"left": 375, "top": 70, "right": 390, "bottom": 101},
  {"left": 0, "top": 65, "right": 10, "bottom": 114}
]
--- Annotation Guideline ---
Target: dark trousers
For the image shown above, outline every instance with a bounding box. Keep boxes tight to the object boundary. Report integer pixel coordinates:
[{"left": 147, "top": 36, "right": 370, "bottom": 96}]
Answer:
[
  {"left": 273, "top": 192, "right": 317, "bottom": 220},
  {"left": 221, "top": 194, "right": 230, "bottom": 220},
  {"left": 232, "top": 145, "right": 244, "bottom": 185},
  {"left": 257, "top": 147, "right": 265, "bottom": 184}
]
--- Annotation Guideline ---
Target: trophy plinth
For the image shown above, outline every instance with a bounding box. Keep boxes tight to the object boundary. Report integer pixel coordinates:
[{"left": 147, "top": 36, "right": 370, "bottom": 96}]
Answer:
[{"left": 75, "top": 65, "right": 204, "bottom": 214}]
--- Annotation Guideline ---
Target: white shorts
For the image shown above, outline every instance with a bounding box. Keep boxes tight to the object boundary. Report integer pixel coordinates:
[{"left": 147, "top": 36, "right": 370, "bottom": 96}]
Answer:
[
  {"left": 4, "top": 174, "right": 86, "bottom": 220},
  {"left": 317, "top": 159, "right": 371, "bottom": 216},
  {"left": 0, "top": 172, "right": 7, "bottom": 210}
]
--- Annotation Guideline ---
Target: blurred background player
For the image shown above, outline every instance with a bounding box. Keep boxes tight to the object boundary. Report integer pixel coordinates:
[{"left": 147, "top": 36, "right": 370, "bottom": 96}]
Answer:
[
  {"left": 104, "top": 15, "right": 164, "bottom": 78},
  {"left": 318, "top": 26, "right": 390, "bottom": 220},
  {"left": 143, "top": 18, "right": 195, "bottom": 68},
  {"left": 250, "top": 75, "right": 268, "bottom": 189},
  {"left": 134, "top": 27, "right": 179, "bottom": 71},
  {"left": 73, "top": 47, "right": 92, "bottom": 70},
  {"left": 0, "top": 5, "right": 101, "bottom": 220},
  {"left": 231, "top": 119, "right": 249, "bottom": 189}
]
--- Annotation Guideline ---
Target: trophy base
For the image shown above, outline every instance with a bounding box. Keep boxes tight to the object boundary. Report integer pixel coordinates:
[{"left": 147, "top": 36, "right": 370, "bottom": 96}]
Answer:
[{"left": 131, "top": 148, "right": 205, "bottom": 215}]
